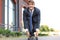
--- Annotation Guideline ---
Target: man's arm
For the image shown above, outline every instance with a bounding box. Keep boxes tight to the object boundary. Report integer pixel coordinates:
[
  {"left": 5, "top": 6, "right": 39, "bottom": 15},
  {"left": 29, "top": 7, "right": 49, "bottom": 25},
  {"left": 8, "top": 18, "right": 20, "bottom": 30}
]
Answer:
[
  {"left": 23, "top": 10, "right": 29, "bottom": 33},
  {"left": 36, "top": 9, "right": 40, "bottom": 29},
  {"left": 23, "top": 10, "right": 28, "bottom": 29},
  {"left": 36, "top": 9, "right": 40, "bottom": 33},
  {"left": 34, "top": 9, "right": 40, "bottom": 36},
  {"left": 38, "top": 10, "right": 40, "bottom": 28}
]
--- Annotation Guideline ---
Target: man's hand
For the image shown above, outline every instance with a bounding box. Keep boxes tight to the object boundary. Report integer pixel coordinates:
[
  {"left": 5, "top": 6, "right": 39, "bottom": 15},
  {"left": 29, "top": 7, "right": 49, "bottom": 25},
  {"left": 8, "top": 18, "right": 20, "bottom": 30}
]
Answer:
[
  {"left": 34, "top": 32, "right": 38, "bottom": 37},
  {"left": 24, "top": 29, "right": 30, "bottom": 37},
  {"left": 26, "top": 31, "right": 30, "bottom": 37},
  {"left": 34, "top": 29, "right": 40, "bottom": 37}
]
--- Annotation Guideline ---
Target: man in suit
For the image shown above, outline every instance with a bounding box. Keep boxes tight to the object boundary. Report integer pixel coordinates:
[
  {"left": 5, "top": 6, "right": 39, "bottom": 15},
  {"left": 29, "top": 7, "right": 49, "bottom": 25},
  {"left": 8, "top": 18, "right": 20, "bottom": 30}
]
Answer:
[{"left": 23, "top": 1, "right": 40, "bottom": 40}]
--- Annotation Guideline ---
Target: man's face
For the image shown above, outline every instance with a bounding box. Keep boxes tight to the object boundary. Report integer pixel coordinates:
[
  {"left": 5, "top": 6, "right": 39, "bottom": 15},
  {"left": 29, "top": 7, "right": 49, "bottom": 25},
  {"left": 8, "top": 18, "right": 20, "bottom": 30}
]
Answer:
[{"left": 28, "top": 2, "right": 35, "bottom": 10}]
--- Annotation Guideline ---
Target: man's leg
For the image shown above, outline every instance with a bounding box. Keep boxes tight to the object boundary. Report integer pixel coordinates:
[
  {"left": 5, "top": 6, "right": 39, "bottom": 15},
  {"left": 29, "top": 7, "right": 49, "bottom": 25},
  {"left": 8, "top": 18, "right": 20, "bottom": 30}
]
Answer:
[
  {"left": 27, "top": 31, "right": 34, "bottom": 40},
  {"left": 26, "top": 30, "right": 39, "bottom": 40},
  {"left": 26, "top": 31, "right": 32, "bottom": 40},
  {"left": 34, "top": 32, "right": 38, "bottom": 40},
  {"left": 33, "top": 28, "right": 39, "bottom": 40}
]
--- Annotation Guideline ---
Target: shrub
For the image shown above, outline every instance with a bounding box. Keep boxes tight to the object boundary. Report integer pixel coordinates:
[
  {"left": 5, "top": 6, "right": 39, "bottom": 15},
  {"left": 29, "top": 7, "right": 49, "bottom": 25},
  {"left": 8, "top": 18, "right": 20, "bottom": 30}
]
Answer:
[
  {"left": 0, "top": 28, "right": 22, "bottom": 37},
  {"left": 10, "top": 32, "right": 16, "bottom": 37},
  {"left": 2, "top": 29, "right": 11, "bottom": 37},
  {"left": 0, "top": 28, "right": 3, "bottom": 34},
  {"left": 10, "top": 32, "right": 22, "bottom": 37},
  {"left": 38, "top": 33, "right": 48, "bottom": 36}
]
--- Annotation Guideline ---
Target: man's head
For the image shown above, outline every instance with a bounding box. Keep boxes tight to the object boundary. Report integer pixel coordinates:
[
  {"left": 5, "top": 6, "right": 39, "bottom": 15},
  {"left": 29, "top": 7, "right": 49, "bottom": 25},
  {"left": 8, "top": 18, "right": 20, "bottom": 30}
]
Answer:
[{"left": 28, "top": 1, "right": 35, "bottom": 10}]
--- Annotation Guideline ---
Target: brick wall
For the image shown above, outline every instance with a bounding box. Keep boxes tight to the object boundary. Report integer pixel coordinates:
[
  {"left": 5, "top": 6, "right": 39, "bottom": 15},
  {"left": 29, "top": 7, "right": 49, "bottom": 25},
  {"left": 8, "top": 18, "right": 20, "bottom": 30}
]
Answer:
[{"left": 0, "top": 0, "right": 2, "bottom": 24}]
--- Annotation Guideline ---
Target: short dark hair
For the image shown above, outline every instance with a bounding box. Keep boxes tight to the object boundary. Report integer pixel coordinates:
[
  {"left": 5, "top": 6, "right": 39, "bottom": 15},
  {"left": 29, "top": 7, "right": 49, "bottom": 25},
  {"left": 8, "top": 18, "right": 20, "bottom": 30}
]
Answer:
[{"left": 28, "top": 1, "right": 35, "bottom": 5}]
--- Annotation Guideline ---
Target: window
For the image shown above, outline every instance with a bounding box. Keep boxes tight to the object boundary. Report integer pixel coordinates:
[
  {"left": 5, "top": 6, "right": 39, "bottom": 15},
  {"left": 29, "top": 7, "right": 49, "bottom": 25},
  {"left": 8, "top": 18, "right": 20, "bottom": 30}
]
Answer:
[{"left": 5, "top": 0, "right": 16, "bottom": 31}]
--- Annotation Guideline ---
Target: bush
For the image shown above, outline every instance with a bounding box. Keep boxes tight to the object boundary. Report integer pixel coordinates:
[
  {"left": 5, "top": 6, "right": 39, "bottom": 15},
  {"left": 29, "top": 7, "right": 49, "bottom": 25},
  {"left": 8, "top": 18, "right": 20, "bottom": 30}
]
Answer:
[
  {"left": 40, "top": 25, "right": 54, "bottom": 32},
  {"left": 2, "top": 29, "right": 11, "bottom": 37},
  {"left": 38, "top": 33, "right": 48, "bottom": 36},
  {"left": 0, "top": 28, "right": 22, "bottom": 37},
  {"left": 10, "top": 32, "right": 16, "bottom": 37},
  {"left": 0, "top": 28, "right": 4, "bottom": 34},
  {"left": 40, "top": 25, "right": 50, "bottom": 32},
  {"left": 15, "top": 32, "right": 22, "bottom": 37},
  {"left": 10, "top": 32, "right": 22, "bottom": 37}
]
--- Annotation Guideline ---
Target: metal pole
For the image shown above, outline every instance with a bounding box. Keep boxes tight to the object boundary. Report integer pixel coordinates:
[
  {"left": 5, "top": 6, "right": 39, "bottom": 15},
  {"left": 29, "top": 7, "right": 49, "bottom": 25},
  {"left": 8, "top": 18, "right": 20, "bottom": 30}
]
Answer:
[
  {"left": 7, "top": 0, "right": 9, "bottom": 29},
  {"left": 16, "top": 0, "right": 19, "bottom": 31}
]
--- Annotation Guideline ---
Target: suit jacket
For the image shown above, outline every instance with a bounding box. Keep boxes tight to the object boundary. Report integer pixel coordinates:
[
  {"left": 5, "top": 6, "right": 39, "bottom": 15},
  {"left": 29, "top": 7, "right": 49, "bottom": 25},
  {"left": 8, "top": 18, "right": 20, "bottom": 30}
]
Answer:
[{"left": 23, "top": 7, "right": 40, "bottom": 30}]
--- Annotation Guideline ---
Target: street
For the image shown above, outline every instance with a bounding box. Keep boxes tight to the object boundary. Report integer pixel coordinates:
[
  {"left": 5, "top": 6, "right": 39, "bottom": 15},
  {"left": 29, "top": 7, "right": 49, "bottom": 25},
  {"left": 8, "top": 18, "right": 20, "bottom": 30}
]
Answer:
[
  {"left": 12, "top": 36, "right": 60, "bottom": 40},
  {"left": 0, "top": 36, "right": 60, "bottom": 40}
]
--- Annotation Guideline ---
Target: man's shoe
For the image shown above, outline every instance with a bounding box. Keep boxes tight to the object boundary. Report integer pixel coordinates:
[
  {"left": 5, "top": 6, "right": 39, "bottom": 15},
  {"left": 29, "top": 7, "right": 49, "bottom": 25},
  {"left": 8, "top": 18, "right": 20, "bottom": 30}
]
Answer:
[
  {"left": 36, "top": 37, "right": 38, "bottom": 40},
  {"left": 28, "top": 38, "right": 30, "bottom": 40}
]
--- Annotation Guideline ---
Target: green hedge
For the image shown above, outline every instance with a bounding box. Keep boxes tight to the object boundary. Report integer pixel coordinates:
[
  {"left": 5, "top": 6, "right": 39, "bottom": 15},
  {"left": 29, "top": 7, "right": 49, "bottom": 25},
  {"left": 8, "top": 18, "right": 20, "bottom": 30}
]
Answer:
[
  {"left": 38, "top": 33, "right": 48, "bottom": 36},
  {"left": 0, "top": 28, "right": 4, "bottom": 34},
  {"left": 0, "top": 28, "right": 22, "bottom": 37},
  {"left": 0, "top": 28, "right": 49, "bottom": 37},
  {"left": 10, "top": 32, "right": 22, "bottom": 37}
]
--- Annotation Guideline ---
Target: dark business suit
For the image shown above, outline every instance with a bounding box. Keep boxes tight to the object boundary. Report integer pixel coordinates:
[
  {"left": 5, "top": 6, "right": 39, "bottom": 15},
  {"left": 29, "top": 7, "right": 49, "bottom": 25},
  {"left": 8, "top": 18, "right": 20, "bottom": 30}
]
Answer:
[{"left": 23, "top": 7, "right": 40, "bottom": 36}]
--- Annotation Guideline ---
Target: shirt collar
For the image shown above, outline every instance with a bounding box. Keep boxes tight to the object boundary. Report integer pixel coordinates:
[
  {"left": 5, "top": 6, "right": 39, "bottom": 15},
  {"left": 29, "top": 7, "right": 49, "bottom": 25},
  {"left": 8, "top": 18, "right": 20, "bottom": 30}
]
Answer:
[{"left": 29, "top": 9, "right": 34, "bottom": 13}]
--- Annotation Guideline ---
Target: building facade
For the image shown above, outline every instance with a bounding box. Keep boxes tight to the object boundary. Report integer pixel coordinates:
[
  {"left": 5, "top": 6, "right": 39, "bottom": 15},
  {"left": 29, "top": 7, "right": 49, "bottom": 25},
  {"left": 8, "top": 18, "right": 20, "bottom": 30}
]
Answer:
[{"left": 0, "top": 0, "right": 32, "bottom": 32}]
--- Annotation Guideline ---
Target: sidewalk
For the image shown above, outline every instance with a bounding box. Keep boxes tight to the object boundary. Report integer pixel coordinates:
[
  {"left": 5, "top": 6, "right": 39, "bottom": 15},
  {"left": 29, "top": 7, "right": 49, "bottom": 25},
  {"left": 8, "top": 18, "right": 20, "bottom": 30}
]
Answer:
[{"left": 0, "top": 36, "right": 60, "bottom": 40}]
